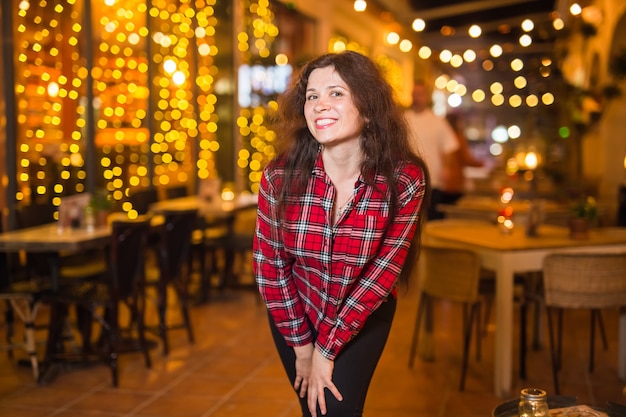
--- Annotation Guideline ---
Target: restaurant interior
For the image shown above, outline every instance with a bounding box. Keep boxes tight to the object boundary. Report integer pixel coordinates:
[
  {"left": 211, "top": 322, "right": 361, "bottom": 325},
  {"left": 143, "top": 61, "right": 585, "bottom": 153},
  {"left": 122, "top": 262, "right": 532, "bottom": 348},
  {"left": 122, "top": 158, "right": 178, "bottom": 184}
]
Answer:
[{"left": 1, "top": 0, "right": 626, "bottom": 416}]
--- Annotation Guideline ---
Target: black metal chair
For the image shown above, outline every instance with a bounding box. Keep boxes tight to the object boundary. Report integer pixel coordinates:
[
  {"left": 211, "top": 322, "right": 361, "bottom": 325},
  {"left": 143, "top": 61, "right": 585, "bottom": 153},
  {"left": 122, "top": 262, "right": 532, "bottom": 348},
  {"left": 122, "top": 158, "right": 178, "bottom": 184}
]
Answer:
[
  {"left": 147, "top": 209, "right": 197, "bottom": 355},
  {"left": 0, "top": 221, "right": 45, "bottom": 380},
  {"left": 164, "top": 185, "right": 188, "bottom": 200},
  {"left": 129, "top": 187, "right": 159, "bottom": 215},
  {"left": 37, "top": 217, "right": 153, "bottom": 387}
]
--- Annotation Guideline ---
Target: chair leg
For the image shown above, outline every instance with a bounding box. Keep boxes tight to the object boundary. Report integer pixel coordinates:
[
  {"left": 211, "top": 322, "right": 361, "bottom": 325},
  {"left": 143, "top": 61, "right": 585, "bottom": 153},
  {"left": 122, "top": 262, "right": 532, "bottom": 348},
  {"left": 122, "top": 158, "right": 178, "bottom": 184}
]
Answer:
[
  {"left": 157, "top": 285, "right": 169, "bottom": 356},
  {"left": 475, "top": 303, "right": 482, "bottom": 361},
  {"left": 408, "top": 294, "right": 427, "bottom": 368},
  {"left": 556, "top": 309, "right": 563, "bottom": 371},
  {"left": 595, "top": 309, "right": 608, "bottom": 350},
  {"left": 176, "top": 286, "right": 195, "bottom": 344},
  {"left": 4, "top": 302, "right": 15, "bottom": 358},
  {"left": 7, "top": 298, "right": 41, "bottom": 380},
  {"left": 519, "top": 300, "right": 528, "bottom": 380},
  {"left": 590, "top": 310, "right": 597, "bottom": 373},
  {"left": 546, "top": 307, "right": 561, "bottom": 395},
  {"left": 136, "top": 293, "right": 152, "bottom": 369},
  {"left": 460, "top": 302, "right": 477, "bottom": 391}
]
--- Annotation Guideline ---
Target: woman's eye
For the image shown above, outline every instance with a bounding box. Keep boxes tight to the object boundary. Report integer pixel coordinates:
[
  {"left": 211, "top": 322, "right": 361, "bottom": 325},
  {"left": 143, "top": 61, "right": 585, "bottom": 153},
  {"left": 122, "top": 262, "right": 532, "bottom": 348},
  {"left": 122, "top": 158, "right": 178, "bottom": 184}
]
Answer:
[
  {"left": 331, "top": 91, "right": 343, "bottom": 97},
  {"left": 306, "top": 94, "right": 317, "bottom": 100}
]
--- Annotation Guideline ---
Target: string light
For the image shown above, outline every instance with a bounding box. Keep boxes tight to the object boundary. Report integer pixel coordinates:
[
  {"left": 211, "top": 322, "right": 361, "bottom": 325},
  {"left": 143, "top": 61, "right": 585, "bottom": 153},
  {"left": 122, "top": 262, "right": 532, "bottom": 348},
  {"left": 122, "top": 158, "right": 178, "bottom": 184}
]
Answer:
[{"left": 353, "top": 0, "right": 367, "bottom": 12}]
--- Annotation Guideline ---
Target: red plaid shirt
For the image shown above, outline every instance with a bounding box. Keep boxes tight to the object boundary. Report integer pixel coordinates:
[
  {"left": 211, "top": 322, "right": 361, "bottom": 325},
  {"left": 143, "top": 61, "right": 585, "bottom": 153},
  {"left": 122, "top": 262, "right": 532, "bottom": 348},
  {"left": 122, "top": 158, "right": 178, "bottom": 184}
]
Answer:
[{"left": 253, "top": 153, "right": 426, "bottom": 360}]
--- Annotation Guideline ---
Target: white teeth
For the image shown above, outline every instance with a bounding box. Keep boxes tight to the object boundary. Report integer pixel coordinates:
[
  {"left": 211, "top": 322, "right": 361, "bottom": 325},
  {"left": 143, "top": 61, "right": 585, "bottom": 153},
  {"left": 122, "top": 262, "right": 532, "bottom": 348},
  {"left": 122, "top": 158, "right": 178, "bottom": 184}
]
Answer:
[{"left": 317, "top": 119, "right": 335, "bottom": 126}]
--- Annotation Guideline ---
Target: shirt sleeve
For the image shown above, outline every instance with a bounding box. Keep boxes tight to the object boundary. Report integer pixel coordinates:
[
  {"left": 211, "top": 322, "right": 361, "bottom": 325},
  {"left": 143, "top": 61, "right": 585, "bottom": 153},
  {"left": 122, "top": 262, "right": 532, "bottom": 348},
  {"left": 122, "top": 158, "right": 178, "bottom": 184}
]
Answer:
[
  {"left": 315, "top": 164, "right": 427, "bottom": 359},
  {"left": 252, "top": 167, "right": 314, "bottom": 347}
]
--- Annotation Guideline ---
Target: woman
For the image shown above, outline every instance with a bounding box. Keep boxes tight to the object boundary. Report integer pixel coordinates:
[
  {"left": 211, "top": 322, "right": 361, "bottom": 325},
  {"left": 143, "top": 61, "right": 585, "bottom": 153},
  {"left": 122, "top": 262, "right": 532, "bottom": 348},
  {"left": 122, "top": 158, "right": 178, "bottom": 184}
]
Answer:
[{"left": 253, "top": 50, "right": 430, "bottom": 417}]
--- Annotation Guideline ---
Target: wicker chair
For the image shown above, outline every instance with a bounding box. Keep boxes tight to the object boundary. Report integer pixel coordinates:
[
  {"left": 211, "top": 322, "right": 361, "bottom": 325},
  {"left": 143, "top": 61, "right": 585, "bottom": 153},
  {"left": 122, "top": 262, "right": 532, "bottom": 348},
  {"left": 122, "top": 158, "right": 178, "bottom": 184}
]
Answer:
[
  {"left": 542, "top": 252, "right": 626, "bottom": 394},
  {"left": 408, "top": 245, "right": 488, "bottom": 390}
]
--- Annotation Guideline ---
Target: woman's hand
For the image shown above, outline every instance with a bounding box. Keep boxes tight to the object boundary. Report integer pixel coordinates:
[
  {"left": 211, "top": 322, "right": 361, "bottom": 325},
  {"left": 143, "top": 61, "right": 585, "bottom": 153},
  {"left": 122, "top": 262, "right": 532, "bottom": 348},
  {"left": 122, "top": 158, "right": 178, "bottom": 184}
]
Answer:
[
  {"left": 293, "top": 344, "right": 314, "bottom": 398},
  {"left": 307, "top": 348, "right": 343, "bottom": 417}
]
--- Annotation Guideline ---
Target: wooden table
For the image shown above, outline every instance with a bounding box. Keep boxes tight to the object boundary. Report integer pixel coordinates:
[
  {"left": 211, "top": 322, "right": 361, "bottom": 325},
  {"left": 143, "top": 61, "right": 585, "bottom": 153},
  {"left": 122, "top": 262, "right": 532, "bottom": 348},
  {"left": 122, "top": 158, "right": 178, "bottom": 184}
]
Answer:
[
  {"left": 0, "top": 223, "right": 110, "bottom": 290},
  {"left": 438, "top": 197, "right": 573, "bottom": 226},
  {"left": 423, "top": 219, "right": 626, "bottom": 397},
  {"left": 149, "top": 193, "right": 258, "bottom": 218}
]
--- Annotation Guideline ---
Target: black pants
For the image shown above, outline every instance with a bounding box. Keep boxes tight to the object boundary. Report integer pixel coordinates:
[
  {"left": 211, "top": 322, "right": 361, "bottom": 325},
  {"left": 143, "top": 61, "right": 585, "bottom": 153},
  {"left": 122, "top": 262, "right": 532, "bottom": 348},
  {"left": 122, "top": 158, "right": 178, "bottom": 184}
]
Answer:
[{"left": 268, "top": 296, "right": 397, "bottom": 417}]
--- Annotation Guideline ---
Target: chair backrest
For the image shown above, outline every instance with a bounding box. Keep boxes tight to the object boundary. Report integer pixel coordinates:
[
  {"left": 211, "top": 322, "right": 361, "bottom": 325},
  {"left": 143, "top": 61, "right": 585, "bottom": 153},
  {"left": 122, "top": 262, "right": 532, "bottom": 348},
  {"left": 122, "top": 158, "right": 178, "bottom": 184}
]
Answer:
[
  {"left": 158, "top": 209, "right": 197, "bottom": 283},
  {"left": 420, "top": 245, "right": 482, "bottom": 303},
  {"left": 164, "top": 185, "right": 188, "bottom": 200},
  {"left": 542, "top": 252, "right": 626, "bottom": 309},
  {"left": 129, "top": 188, "right": 159, "bottom": 215},
  {"left": 16, "top": 202, "right": 56, "bottom": 229},
  {"left": 109, "top": 218, "right": 151, "bottom": 300}
]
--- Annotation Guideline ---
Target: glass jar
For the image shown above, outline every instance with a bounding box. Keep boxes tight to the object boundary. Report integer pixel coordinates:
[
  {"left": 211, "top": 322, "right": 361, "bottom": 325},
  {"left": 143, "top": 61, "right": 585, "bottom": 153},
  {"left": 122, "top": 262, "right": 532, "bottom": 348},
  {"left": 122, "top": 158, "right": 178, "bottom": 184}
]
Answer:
[{"left": 519, "top": 388, "right": 549, "bottom": 417}]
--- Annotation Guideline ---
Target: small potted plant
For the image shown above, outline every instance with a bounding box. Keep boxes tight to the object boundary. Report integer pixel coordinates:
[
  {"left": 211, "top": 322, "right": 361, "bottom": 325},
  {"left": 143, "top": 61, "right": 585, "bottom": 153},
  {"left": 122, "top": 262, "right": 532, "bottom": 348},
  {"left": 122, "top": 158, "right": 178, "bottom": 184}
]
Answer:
[
  {"left": 569, "top": 196, "right": 598, "bottom": 239},
  {"left": 90, "top": 188, "right": 114, "bottom": 226}
]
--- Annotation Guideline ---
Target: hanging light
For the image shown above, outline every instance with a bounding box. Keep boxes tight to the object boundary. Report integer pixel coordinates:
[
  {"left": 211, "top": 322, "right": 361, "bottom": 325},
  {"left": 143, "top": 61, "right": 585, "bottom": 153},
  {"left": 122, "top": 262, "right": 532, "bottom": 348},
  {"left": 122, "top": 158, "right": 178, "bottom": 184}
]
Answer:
[{"left": 354, "top": 0, "right": 367, "bottom": 12}]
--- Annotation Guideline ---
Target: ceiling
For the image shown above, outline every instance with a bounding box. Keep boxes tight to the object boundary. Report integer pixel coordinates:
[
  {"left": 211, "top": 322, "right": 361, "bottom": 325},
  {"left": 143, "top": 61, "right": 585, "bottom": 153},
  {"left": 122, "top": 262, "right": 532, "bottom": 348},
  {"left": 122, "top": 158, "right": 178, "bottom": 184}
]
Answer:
[{"left": 375, "top": 0, "right": 560, "bottom": 53}]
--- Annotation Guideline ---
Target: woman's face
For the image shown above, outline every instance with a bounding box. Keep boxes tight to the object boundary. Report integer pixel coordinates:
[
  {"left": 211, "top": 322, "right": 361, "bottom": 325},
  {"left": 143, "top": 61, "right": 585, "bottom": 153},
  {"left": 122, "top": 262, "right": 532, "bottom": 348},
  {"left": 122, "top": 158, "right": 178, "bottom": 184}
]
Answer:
[{"left": 304, "top": 66, "right": 365, "bottom": 148}]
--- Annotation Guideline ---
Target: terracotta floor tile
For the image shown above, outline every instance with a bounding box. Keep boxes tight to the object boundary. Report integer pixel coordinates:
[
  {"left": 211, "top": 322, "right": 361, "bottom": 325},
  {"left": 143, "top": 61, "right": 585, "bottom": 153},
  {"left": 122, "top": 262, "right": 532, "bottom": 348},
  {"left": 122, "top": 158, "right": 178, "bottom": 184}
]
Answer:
[{"left": 1, "top": 273, "right": 626, "bottom": 417}]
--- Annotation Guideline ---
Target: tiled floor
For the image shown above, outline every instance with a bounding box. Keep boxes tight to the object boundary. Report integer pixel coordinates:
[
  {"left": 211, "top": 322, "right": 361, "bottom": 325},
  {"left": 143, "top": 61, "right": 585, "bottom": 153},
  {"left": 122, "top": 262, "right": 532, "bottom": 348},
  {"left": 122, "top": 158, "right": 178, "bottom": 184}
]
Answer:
[{"left": 1, "top": 268, "right": 625, "bottom": 417}]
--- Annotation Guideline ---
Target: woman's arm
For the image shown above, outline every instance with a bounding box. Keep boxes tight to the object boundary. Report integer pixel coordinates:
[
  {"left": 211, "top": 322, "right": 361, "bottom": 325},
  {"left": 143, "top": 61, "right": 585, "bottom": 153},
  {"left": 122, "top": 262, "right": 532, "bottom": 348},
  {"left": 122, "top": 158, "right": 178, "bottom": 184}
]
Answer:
[{"left": 253, "top": 168, "right": 313, "bottom": 347}]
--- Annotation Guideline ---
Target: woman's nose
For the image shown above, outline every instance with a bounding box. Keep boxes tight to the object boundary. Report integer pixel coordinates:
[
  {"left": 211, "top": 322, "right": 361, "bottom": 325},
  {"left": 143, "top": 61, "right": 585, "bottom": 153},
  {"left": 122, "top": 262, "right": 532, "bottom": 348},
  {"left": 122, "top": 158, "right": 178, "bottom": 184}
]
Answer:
[{"left": 314, "top": 97, "right": 329, "bottom": 111}]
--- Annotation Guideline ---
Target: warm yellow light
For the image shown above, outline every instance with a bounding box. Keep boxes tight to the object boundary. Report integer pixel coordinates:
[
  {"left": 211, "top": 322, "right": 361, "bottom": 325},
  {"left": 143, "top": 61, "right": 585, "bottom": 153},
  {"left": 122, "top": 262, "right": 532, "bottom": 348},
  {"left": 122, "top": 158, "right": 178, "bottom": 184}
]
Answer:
[
  {"left": 463, "top": 49, "right": 476, "bottom": 62},
  {"left": 514, "top": 76, "right": 527, "bottom": 89},
  {"left": 399, "top": 39, "right": 413, "bottom": 52},
  {"left": 525, "top": 150, "right": 539, "bottom": 170},
  {"left": 353, "top": 0, "right": 367, "bottom": 12},
  {"left": 519, "top": 34, "right": 532, "bottom": 47},
  {"left": 450, "top": 54, "right": 463, "bottom": 67},
  {"left": 521, "top": 19, "right": 534, "bottom": 32},
  {"left": 490, "top": 82, "right": 503, "bottom": 95},
  {"left": 439, "top": 49, "right": 452, "bottom": 63},
  {"left": 508, "top": 125, "right": 521, "bottom": 139},
  {"left": 491, "top": 94, "right": 504, "bottom": 106},
  {"left": 542, "top": 92, "right": 555, "bottom": 105},
  {"left": 275, "top": 53, "right": 289, "bottom": 66},
  {"left": 472, "top": 89, "right": 485, "bottom": 102},
  {"left": 509, "top": 95, "right": 522, "bottom": 108},
  {"left": 47, "top": 82, "right": 59, "bottom": 97},
  {"left": 468, "top": 25, "right": 482, "bottom": 38},
  {"left": 386, "top": 32, "right": 400, "bottom": 45},
  {"left": 570, "top": 3, "right": 582, "bottom": 15},
  {"left": 526, "top": 95, "right": 539, "bottom": 107},
  {"left": 412, "top": 18, "right": 426, "bottom": 32},
  {"left": 553, "top": 18, "right": 565, "bottom": 30},
  {"left": 511, "top": 58, "right": 524, "bottom": 71},
  {"left": 418, "top": 46, "right": 432, "bottom": 59}
]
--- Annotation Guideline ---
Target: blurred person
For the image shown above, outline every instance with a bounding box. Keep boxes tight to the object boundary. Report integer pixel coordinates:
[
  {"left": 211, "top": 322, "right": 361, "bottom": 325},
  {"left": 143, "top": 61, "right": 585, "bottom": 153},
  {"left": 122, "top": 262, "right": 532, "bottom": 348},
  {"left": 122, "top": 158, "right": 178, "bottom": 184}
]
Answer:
[
  {"left": 405, "top": 79, "right": 458, "bottom": 220},
  {"left": 253, "top": 51, "right": 429, "bottom": 417},
  {"left": 441, "top": 112, "right": 484, "bottom": 205}
]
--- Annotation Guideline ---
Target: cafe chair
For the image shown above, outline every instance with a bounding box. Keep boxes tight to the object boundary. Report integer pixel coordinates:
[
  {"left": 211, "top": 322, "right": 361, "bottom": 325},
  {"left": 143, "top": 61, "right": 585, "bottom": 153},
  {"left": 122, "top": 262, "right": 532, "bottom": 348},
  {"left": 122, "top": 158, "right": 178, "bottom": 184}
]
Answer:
[
  {"left": 147, "top": 208, "right": 197, "bottom": 355},
  {"left": 216, "top": 205, "right": 257, "bottom": 291},
  {"left": 542, "top": 252, "right": 626, "bottom": 394},
  {"left": 408, "top": 245, "right": 490, "bottom": 390},
  {"left": 164, "top": 185, "right": 188, "bottom": 200},
  {"left": 128, "top": 187, "right": 159, "bottom": 215},
  {"left": 0, "top": 231, "right": 45, "bottom": 380},
  {"left": 37, "top": 217, "right": 153, "bottom": 387}
]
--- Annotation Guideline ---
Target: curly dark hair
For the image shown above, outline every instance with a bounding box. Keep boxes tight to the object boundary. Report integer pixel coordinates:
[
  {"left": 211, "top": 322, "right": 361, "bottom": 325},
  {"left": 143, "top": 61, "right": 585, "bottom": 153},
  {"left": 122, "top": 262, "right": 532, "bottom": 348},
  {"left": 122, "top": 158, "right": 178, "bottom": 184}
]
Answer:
[{"left": 273, "top": 50, "right": 428, "bottom": 213}]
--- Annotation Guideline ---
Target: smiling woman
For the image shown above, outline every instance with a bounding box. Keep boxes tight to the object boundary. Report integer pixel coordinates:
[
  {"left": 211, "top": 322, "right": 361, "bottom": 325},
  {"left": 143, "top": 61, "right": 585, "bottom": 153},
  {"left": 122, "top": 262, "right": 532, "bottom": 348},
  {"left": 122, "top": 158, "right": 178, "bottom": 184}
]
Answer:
[{"left": 253, "top": 50, "right": 430, "bottom": 417}]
